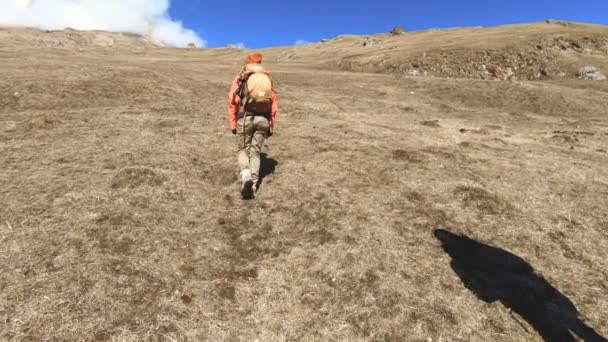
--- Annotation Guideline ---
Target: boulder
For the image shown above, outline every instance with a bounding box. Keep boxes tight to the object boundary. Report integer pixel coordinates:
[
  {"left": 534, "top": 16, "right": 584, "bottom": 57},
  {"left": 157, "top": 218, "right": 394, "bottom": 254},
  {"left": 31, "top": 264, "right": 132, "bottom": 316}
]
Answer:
[
  {"left": 362, "top": 37, "right": 378, "bottom": 47},
  {"left": 390, "top": 26, "right": 405, "bottom": 35}
]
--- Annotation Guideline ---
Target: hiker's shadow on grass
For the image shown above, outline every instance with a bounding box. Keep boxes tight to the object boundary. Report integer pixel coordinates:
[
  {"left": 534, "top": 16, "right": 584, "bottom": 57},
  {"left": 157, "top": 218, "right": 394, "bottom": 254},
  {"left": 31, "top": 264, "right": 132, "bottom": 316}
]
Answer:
[
  {"left": 258, "top": 153, "right": 278, "bottom": 189},
  {"left": 434, "top": 228, "right": 607, "bottom": 342}
]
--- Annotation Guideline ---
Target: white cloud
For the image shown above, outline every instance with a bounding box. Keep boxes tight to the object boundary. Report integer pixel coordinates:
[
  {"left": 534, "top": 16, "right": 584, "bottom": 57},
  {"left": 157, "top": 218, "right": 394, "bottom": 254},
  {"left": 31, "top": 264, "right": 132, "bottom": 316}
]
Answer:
[
  {"left": 0, "top": 0, "right": 205, "bottom": 47},
  {"left": 235, "top": 42, "right": 245, "bottom": 49},
  {"left": 295, "top": 39, "right": 309, "bottom": 45}
]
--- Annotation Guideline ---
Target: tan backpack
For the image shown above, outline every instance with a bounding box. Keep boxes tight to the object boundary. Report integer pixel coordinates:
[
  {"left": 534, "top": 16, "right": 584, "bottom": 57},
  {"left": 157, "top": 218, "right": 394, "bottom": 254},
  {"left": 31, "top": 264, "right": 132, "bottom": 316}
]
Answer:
[{"left": 239, "top": 64, "right": 273, "bottom": 114}]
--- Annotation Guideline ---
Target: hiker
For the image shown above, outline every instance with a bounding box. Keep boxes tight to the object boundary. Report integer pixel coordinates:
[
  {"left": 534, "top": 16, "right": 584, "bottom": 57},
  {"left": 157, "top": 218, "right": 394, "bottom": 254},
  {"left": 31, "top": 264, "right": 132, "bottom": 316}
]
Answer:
[{"left": 228, "top": 52, "right": 278, "bottom": 196}]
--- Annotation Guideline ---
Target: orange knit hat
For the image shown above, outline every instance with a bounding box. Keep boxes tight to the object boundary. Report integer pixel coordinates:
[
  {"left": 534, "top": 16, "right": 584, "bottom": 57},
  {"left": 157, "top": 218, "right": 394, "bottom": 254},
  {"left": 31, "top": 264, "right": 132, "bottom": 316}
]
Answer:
[{"left": 245, "top": 52, "right": 263, "bottom": 64}]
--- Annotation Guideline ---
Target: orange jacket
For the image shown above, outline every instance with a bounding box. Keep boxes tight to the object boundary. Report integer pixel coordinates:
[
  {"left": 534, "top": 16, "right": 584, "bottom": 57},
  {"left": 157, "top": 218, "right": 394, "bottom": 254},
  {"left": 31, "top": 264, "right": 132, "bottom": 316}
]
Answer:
[{"left": 227, "top": 74, "right": 278, "bottom": 130}]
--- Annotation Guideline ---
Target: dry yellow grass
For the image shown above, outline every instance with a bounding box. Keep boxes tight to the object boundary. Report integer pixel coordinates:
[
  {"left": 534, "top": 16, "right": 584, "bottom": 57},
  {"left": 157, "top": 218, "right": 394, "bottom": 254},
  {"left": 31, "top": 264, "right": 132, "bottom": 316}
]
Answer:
[{"left": 1, "top": 23, "right": 607, "bottom": 341}]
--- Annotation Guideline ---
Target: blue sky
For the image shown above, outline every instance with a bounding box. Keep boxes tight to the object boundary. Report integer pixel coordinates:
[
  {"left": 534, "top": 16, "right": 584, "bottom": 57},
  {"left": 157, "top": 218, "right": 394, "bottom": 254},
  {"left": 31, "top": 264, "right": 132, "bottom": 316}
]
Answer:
[{"left": 169, "top": 0, "right": 608, "bottom": 48}]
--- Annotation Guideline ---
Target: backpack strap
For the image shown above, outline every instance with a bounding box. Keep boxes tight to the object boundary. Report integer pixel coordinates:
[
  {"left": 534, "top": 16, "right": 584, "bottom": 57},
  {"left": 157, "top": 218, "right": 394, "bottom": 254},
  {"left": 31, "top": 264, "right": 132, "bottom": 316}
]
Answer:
[
  {"left": 232, "top": 71, "right": 252, "bottom": 106},
  {"left": 233, "top": 72, "right": 255, "bottom": 118}
]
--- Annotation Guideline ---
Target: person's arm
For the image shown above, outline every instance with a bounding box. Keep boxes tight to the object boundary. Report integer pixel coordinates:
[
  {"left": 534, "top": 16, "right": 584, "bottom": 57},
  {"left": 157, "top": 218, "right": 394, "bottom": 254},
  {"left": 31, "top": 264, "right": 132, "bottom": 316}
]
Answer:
[
  {"left": 227, "top": 76, "right": 240, "bottom": 132},
  {"left": 270, "top": 90, "right": 278, "bottom": 128}
]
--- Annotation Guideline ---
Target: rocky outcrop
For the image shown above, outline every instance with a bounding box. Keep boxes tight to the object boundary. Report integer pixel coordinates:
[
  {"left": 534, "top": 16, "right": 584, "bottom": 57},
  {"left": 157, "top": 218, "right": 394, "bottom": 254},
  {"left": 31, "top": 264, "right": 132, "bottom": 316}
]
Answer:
[{"left": 340, "top": 35, "right": 608, "bottom": 81}]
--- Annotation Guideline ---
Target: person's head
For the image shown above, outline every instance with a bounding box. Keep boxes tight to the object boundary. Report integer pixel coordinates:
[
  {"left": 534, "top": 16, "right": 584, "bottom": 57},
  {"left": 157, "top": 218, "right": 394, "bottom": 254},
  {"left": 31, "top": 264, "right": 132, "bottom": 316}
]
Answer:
[{"left": 245, "top": 52, "right": 263, "bottom": 65}]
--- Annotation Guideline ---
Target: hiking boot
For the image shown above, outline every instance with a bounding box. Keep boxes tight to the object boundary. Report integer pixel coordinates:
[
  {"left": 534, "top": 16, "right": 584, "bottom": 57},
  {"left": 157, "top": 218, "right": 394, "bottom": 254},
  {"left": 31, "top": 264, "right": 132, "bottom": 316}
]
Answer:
[
  {"left": 240, "top": 169, "right": 252, "bottom": 183},
  {"left": 240, "top": 170, "right": 254, "bottom": 196}
]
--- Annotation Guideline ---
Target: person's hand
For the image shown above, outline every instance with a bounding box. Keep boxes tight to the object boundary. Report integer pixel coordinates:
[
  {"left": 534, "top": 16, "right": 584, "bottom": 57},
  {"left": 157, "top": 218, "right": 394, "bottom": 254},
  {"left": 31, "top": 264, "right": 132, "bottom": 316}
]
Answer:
[{"left": 231, "top": 128, "right": 237, "bottom": 135}]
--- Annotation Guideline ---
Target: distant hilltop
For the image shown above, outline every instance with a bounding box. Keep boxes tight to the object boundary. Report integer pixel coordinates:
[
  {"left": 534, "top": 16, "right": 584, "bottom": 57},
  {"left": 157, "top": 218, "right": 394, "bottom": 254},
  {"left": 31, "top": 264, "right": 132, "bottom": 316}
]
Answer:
[
  {"left": 0, "top": 26, "right": 160, "bottom": 50},
  {"left": 267, "top": 20, "right": 608, "bottom": 81},
  {"left": 2, "top": 21, "right": 607, "bottom": 82}
]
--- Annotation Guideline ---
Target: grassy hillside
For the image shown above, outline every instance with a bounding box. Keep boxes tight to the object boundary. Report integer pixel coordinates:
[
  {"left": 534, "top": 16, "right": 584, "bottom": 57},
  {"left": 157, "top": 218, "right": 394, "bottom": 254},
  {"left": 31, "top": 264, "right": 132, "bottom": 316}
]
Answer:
[{"left": 1, "top": 23, "right": 607, "bottom": 341}]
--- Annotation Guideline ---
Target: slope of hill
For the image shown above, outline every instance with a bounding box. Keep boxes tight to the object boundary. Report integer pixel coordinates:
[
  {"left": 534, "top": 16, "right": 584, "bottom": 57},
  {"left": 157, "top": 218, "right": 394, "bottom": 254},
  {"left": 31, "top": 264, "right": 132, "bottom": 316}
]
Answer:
[
  {"left": 266, "top": 21, "right": 608, "bottom": 81},
  {"left": 1, "top": 23, "right": 607, "bottom": 341},
  {"left": 0, "top": 26, "right": 157, "bottom": 50}
]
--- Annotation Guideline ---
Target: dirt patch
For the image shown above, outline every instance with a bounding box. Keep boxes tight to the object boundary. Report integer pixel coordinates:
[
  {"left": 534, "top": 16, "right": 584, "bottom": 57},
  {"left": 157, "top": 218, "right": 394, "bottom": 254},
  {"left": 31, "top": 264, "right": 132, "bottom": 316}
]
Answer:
[
  {"left": 111, "top": 167, "right": 168, "bottom": 189},
  {"left": 421, "top": 119, "right": 440, "bottom": 127},
  {"left": 454, "top": 185, "right": 517, "bottom": 217},
  {"left": 391, "top": 149, "right": 426, "bottom": 163}
]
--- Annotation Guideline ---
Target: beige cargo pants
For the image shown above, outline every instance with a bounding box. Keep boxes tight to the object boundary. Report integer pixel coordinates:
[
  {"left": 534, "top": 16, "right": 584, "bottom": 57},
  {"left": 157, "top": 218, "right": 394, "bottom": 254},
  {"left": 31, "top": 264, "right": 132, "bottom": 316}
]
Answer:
[{"left": 236, "top": 115, "right": 270, "bottom": 185}]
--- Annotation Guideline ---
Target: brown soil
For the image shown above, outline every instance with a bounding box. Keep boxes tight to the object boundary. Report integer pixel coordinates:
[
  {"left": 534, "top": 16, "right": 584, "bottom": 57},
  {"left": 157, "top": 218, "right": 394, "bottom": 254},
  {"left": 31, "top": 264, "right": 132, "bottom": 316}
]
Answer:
[{"left": 1, "top": 23, "right": 607, "bottom": 341}]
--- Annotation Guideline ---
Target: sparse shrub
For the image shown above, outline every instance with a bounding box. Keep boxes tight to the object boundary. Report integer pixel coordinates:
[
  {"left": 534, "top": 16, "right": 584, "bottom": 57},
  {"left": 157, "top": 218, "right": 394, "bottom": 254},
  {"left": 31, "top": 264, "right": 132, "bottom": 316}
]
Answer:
[{"left": 390, "top": 26, "right": 405, "bottom": 35}]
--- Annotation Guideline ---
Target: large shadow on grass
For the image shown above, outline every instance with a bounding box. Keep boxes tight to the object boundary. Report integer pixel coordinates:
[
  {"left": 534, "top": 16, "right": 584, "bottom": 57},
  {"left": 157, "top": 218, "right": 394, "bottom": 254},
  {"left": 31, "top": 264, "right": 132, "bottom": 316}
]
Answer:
[
  {"left": 258, "top": 153, "right": 278, "bottom": 188},
  {"left": 434, "top": 228, "right": 606, "bottom": 342}
]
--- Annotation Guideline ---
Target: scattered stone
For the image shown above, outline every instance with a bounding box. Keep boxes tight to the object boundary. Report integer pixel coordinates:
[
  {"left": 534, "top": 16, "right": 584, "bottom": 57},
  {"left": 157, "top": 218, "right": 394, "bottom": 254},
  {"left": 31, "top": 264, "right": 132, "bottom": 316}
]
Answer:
[
  {"left": 3, "top": 121, "right": 17, "bottom": 132},
  {"left": 503, "top": 67, "right": 515, "bottom": 80},
  {"left": 408, "top": 69, "right": 425, "bottom": 76},
  {"left": 489, "top": 66, "right": 515, "bottom": 80},
  {"left": 362, "top": 37, "right": 378, "bottom": 47},
  {"left": 577, "top": 66, "right": 606, "bottom": 81},
  {"left": 399, "top": 64, "right": 427, "bottom": 77}
]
